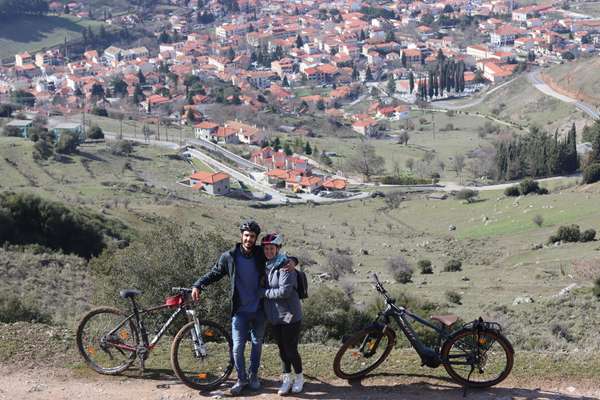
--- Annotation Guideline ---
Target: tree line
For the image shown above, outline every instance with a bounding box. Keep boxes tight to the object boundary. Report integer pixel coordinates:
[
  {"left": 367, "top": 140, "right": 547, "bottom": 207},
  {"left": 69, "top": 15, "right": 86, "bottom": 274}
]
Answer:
[
  {"left": 417, "top": 53, "right": 466, "bottom": 100},
  {"left": 0, "top": 0, "right": 48, "bottom": 18},
  {"left": 493, "top": 124, "right": 578, "bottom": 181}
]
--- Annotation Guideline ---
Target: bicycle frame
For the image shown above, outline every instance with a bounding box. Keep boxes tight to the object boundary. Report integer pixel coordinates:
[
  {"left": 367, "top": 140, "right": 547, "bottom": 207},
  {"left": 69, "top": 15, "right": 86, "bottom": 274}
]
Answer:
[
  {"left": 377, "top": 301, "right": 453, "bottom": 368},
  {"left": 106, "top": 299, "right": 193, "bottom": 353}
]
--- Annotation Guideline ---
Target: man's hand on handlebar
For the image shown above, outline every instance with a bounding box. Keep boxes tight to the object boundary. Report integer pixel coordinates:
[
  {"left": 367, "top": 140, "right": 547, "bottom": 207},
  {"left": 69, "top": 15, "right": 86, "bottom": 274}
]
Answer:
[{"left": 191, "top": 287, "right": 201, "bottom": 301}]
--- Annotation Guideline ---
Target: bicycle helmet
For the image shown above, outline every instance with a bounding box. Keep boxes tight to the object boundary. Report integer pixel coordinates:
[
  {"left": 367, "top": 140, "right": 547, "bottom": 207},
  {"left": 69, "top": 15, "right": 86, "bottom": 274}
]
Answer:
[
  {"left": 261, "top": 232, "right": 284, "bottom": 247},
  {"left": 239, "top": 220, "right": 261, "bottom": 235}
]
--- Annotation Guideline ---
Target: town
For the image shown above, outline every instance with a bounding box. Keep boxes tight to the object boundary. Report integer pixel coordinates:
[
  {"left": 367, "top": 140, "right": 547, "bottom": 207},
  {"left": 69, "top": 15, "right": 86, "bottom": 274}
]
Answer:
[{"left": 1, "top": 0, "right": 600, "bottom": 201}]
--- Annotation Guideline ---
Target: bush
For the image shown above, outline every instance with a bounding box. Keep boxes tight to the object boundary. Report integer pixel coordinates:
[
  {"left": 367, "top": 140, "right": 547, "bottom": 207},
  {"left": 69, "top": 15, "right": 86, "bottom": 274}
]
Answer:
[
  {"left": 455, "top": 189, "right": 478, "bottom": 203},
  {"left": 3, "top": 125, "right": 21, "bottom": 137},
  {"left": 0, "top": 294, "right": 51, "bottom": 324},
  {"left": 380, "top": 176, "right": 429, "bottom": 185},
  {"left": 387, "top": 256, "right": 413, "bottom": 283},
  {"left": 418, "top": 259, "right": 433, "bottom": 274},
  {"left": 583, "top": 163, "right": 600, "bottom": 184},
  {"left": 444, "top": 259, "right": 462, "bottom": 272},
  {"left": 445, "top": 290, "right": 462, "bottom": 304},
  {"left": 325, "top": 251, "right": 354, "bottom": 280},
  {"left": 91, "top": 224, "right": 230, "bottom": 326},
  {"left": 593, "top": 277, "right": 600, "bottom": 299},
  {"left": 109, "top": 140, "right": 134, "bottom": 156},
  {"left": 301, "top": 285, "right": 370, "bottom": 342},
  {"left": 581, "top": 229, "right": 596, "bottom": 242},
  {"left": 519, "top": 178, "right": 540, "bottom": 195},
  {"left": 504, "top": 185, "right": 520, "bottom": 197},
  {"left": 55, "top": 131, "right": 80, "bottom": 154},
  {"left": 88, "top": 125, "right": 104, "bottom": 139},
  {"left": 0, "top": 192, "right": 130, "bottom": 258},
  {"left": 532, "top": 214, "right": 544, "bottom": 227},
  {"left": 549, "top": 225, "right": 581, "bottom": 243},
  {"left": 91, "top": 106, "right": 109, "bottom": 117}
]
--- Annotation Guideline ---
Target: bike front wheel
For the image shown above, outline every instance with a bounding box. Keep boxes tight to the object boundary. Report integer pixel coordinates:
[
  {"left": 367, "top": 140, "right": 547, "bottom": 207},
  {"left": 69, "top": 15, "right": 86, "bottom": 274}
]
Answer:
[
  {"left": 332, "top": 326, "right": 396, "bottom": 380},
  {"left": 171, "top": 320, "right": 233, "bottom": 390},
  {"left": 76, "top": 307, "right": 138, "bottom": 375},
  {"left": 442, "top": 329, "right": 514, "bottom": 388}
]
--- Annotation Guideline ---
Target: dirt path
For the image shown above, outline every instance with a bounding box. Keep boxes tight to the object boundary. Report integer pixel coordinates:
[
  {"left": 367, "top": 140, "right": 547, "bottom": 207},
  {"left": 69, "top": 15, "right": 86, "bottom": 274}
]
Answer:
[{"left": 1, "top": 367, "right": 599, "bottom": 400}]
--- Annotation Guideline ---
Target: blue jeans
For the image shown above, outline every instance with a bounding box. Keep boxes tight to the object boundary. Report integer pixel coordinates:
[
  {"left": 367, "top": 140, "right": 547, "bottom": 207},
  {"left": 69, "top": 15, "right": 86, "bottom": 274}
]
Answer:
[{"left": 231, "top": 311, "right": 266, "bottom": 382}]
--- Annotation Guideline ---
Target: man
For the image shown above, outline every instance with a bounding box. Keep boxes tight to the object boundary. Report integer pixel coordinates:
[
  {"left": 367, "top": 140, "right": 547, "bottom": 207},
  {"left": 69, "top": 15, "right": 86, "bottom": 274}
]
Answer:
[{"left": 192, "top": 220, "right": 295, "bottom": 396}]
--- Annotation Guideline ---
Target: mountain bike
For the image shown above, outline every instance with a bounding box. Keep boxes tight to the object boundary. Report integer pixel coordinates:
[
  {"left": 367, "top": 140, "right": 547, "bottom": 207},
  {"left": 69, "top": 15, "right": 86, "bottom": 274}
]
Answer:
[
  {"left": 76, "top": 287, "right": 233, "bottom": 390},
  {"left": 332, "top": 274, "right": 514, "bottom": 388}
]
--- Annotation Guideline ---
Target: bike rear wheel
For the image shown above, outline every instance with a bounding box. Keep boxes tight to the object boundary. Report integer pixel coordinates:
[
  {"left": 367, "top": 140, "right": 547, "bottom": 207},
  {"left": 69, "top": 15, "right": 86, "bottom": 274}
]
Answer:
[
  {"left": 76, "top": 307, "right": 138, "bottom": 375},
  {"left": 332, "top": 326, "right": 395, "bottom": 380},
  {"left": 171, "top": 320, "right": 233, "bottom": 390},
  {"left": 442, "top": 329, "right": 514, "bottom": 388}
]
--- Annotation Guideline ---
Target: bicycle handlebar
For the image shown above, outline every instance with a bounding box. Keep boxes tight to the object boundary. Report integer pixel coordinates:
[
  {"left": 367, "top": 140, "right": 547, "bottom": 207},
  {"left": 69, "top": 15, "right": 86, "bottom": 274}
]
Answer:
[{"left": 370, "top": 274, "right": 397, "bottom": 306}]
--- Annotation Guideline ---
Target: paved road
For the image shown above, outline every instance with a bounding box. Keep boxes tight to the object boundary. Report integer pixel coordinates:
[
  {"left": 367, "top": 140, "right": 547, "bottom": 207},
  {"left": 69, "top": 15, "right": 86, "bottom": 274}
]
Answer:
[
  {"left": 184, "top": 148, "right": 291, "bottom": 204},
  {"left": 188, "top": 137, "right": 266, "bottom": 171},
  {"left": 434, "top": 77, "right": 519, "bottom": 110},
  {"left": 527, "top": 70, "right": 600, "bottom": 119}
]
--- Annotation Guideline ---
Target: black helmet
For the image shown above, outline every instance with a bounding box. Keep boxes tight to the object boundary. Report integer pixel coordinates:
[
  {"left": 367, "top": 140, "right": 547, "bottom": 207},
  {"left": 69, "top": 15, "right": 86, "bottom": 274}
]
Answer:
[{"left": 240, "top": 220, "right": 261, "bottom": 235}]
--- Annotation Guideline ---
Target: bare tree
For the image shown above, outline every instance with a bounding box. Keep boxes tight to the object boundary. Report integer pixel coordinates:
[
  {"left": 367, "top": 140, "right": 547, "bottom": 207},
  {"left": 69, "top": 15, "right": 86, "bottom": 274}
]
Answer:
[
  {"left": 451, "top": 153, "right": 465, "bottom": 182},
  {"left": 346, "top": 141, "right": 385, "bottom": 181}
]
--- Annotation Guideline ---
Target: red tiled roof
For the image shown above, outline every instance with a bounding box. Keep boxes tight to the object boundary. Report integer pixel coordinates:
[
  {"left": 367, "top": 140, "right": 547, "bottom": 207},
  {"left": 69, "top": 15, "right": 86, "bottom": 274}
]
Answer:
[{"left": 190, "top": 171, "right": 230, "bottom": 184}]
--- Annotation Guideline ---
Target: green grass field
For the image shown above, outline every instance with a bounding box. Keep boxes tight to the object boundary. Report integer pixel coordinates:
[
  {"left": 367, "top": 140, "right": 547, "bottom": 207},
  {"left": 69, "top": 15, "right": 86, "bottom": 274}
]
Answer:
[{"left": 0, "top": 15, "right": 105, "bottom": 61}]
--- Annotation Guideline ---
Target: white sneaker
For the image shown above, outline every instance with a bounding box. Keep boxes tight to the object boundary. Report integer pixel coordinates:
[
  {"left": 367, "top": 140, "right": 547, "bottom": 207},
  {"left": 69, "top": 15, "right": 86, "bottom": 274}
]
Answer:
[
  {"left": 277, "top": 373, "right": 292, "bottom": 396},
  {"left": 291, "top": 373, "right": 304, "bottom": 394}
]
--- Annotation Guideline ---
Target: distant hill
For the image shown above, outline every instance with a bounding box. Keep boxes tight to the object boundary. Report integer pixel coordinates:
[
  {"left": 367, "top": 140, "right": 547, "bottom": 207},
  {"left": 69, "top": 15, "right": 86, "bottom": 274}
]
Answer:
[
  {"left": 0, "top": 15, "right": 104, "bottom": 62},
  {"left": 544, "top": 57, "right": 600, "bottom": 107}
]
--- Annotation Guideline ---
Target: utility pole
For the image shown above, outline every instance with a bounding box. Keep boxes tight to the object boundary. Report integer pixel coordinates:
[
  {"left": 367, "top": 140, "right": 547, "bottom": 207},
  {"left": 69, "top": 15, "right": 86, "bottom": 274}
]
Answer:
[
  {"left": 119, "top": 116, "right": 123, "bottom": 140},
  {"left": 156, "top": 117, "right": 160, "bottom": 141},
  {"left": 431, "top": 110, "right": 435, "bottom": 139},
  {"left": 81, "top": 96, "right": 86, "bottom": 138}
]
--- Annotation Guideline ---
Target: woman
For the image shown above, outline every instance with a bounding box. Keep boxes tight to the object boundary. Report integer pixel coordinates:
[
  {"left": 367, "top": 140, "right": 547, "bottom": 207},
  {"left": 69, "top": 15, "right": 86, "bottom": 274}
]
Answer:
[{"left": 259, "top": 232, "right": 304, "bottom": 395}]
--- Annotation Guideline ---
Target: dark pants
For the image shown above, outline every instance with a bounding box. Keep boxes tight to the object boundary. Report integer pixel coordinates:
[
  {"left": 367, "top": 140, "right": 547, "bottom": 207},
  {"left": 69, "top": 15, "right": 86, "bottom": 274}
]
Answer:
[{"left": 271, "top": 321, "right": 302, "bottom": 374}]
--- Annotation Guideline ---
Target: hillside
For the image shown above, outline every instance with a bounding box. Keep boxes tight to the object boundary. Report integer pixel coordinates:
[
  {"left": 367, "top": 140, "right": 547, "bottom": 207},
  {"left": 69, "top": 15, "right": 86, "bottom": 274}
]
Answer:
[
  {"left": 1, "top": 136, "right": 599, "bottom": 355},
  {"left": 0, "top": 15, "right": 105, "bottom": 61},
  {"left": 545, "top": 57, "right": 600, "bottom": 108}
]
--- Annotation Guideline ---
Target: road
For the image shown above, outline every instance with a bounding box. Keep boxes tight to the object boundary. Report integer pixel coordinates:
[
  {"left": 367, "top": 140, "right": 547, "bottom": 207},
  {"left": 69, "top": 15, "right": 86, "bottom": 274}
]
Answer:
[
  {"left": 188, "top": 137, "right": 266, "bottom": 171},
  {"left": 434, "top": 77, "right": 519, "bottom": 110},
  {"left": 184, "top": 148, "right": 291, "bottom": 204},
  {"left": 527, "top": 70, "right": 600, "bottom": 119}
]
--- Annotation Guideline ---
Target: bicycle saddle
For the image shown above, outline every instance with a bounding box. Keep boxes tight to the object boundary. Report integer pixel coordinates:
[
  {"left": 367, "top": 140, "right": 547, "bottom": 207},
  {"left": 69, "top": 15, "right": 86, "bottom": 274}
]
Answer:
[
  {"left": 119, "top": 289, "right": 142, "bottom": 299},
  {"left": 431, "top": 314, "right": 459, "bottom": 327}
]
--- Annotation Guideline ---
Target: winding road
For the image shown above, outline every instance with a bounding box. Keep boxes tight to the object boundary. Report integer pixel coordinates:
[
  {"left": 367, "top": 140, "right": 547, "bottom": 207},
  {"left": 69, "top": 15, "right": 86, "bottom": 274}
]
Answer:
[{"left": 527, "top": 70, "right": 600, "bottom": 119}]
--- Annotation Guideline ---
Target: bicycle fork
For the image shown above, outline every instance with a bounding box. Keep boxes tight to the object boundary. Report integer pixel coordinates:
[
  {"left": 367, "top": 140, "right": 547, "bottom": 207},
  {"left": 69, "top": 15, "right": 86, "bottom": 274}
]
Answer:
[{"left": 187, "top": 310, "right": 207, "bottom": 358}]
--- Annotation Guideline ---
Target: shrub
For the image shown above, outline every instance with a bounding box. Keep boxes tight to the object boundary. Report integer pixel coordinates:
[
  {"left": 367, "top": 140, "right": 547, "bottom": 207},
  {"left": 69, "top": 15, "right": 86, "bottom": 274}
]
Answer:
[
  {"left": 593, "top": 277, "right": 600, "bottom": 299},
  {"left": 55, "top": 131, "right": 80, "bottom": 154},
  {"left": 418, "top": 259, "right": 433, "bottom": 274},
  {"left": 0, "top": 192, "right": 129, "bottom": 258},
  {"left": 537, "top": 187, "right": 549, "bottom": 195},
  {"left": 387, "top": 256, "right": 413, "bottom": 283},
  {"left": 532, "top": 214, "right": 544, "bottom": 227},
  {"left": 455, "top": 189, "right": 478, "bottom": 203},
  {"left": 445, "top": 290, "right": 462, "bottom": 304},
  {"left": 557, "top": 225, "right": 581, "bottom": 243},
  {"left": 583, "top": 163, "right": 600, "bottom": 184},
  {"left": 325, "top": 251, "right": 354, "bottom": 280},
  {"left": 109, "top": 140, "right": 134, "bottom": 156},
  {"left": 380, "top": 176, "right": 429, "bottom": 185},
  {"left": 91, "top": 223, "right": 230, "bottom": 326},
  {"left": 88, "top": 125, "right": 104, "bottom": 139},
  {"left": 444, "top": 259, "right": 462, "bottom": 272},
  {"left": 0, "top": 294, "right": 51, "bottom": 324},
  {"left": 519, "top": 178, "right": 540, "bottom": 195},
  {"left": 301, "top": 285, "right": 370, "bottom": 342},
  {"left": 384, "top": 191, "right": 404, "bottom": 209},
  {"left": 2, "top": 125, "right": 21, "bottom": 137},
  {"left": 504, "top": 185, "right": 520, "bottom": 197},
  {"left": 581, "top": 229, "right": 596, "bottom": 242}
]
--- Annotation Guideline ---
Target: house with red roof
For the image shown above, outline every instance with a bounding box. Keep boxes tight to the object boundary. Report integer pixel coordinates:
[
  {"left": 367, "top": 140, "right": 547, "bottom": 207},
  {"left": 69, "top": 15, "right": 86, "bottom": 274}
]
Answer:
[
  {"left": 323, "top": 178, "right": 348, "bottom": 191},
  {"left": 194, "top": 121, "right": 219, "bottom": 139},
  {"left": 189, "top": 171, "right": 231, "bottom": 195}
]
